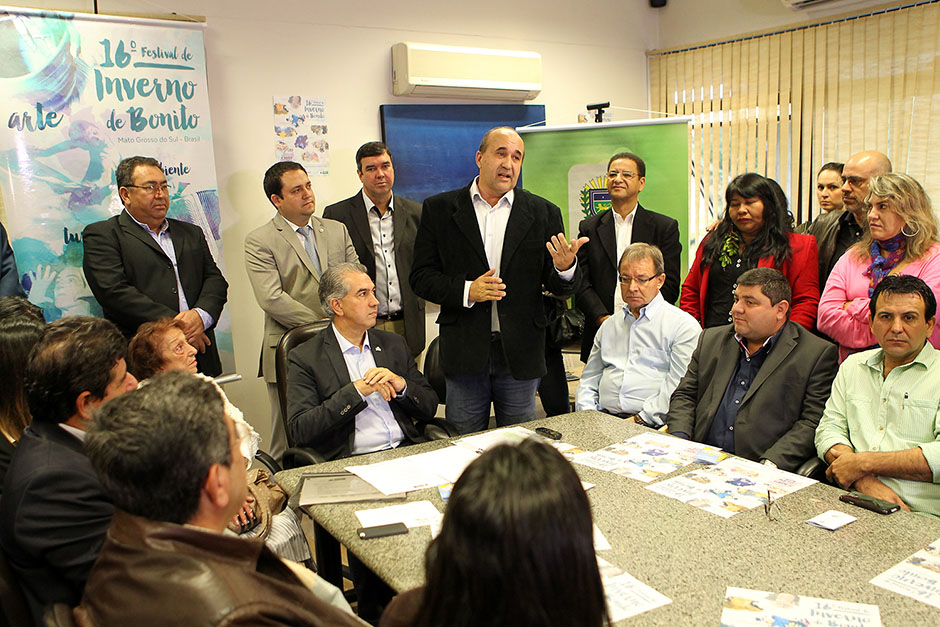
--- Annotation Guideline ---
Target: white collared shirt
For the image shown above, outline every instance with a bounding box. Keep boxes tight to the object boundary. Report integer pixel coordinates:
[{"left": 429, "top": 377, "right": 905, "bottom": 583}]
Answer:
[
  {"left": 575, "top": 292, "right": 701, "bottom": 426},
  {"left": 362, "top": 189, "right": 402, "bottom": 317},
  {"left": 331, "top": 326, "right": 405, "bottom": 454},
  {"left": 612, "top": 206, "right": 637, "bottom": 311},
  {"left": 462, "top": 178, "right": 576, "bottom": 331}
]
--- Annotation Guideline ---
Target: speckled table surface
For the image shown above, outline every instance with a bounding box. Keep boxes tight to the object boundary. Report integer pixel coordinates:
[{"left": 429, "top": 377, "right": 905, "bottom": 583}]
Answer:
[{"left": 277, "top": 411, "right": 940, "bottom": 625}]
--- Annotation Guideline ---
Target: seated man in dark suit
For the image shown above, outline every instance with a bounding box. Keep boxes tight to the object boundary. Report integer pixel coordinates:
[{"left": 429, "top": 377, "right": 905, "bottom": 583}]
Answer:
[
  {"left": 286, "top": 262, "right": 438, "bottom": 621},
  {"left": 286, "top": 262, "right": 438, "bottom": 460},
  {"left": 0, "top": 316, "right": 138, "bottom": 622},
  {"left": 576, "top": 152, "right": 682, "bottom": 361},
  {"left": 74, "top": 371, "right": 363, "bottom": 626},
  {"left": 666, "top": 268, "right": 839, "bottom": 471}
]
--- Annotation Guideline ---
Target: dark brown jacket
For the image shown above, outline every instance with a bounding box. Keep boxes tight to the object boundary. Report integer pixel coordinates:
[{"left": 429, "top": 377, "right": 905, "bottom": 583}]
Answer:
[{"left": 74, "top": 510, "right": 363, "bottom": 626}]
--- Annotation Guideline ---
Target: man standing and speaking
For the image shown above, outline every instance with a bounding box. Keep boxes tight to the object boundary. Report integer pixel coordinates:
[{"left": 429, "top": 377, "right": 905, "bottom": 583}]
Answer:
[{"left": 410, "top": 126, "right": 587, "bottom": 434}]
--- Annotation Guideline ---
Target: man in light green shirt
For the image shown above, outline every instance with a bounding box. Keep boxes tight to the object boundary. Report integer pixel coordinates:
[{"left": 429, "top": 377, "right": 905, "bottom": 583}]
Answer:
[{"left": 815, "top": 275, "right": 940, "bottom": 517}]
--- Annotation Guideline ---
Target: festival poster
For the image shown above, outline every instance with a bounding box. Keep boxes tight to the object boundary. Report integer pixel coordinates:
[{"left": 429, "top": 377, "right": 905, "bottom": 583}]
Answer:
[
  {"left": 272, "top": 95, "right": 328, "bottom": 174},
  {"left": 0, "top": 7, "right": 233, "bottom": 371}
]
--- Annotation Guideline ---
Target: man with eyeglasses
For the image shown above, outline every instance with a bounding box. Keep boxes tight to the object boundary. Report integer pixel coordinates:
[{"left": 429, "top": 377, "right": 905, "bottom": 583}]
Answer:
[
  {"left": 576, "top": 152, "right": 681, "bottom": 362},
  {"left": 666, "top": 268, "right": 839, "bottom": 471},
  {"left": 575, "top": 243, "right": 700, "bottom": 426},
  {"left": 799, "top": 150, "right": 891, "bottom": 289},
  {"left": 83, "top": 156, "right": 228, "bottom": 375}
]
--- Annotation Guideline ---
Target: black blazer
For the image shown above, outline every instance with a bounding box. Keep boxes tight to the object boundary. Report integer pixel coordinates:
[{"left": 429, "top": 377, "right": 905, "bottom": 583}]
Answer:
[
  {"left": 665, "top": 321, "right": 839, "bottom": 471},
  {"left": 323, "top": 192, "right": 425, "bottom": 356},
  {"left": 0, "top": 421, "right": 114, "bottom": 621},
  {"left": 82, "top": 211, "right": 229, "bottom": 375},
  {"left": 410, "top": 185, "right": 579, "bottom": 379},
  {"left": 286, "top": 325, "right": 438, "bottom": 461},
  {"left": 576, "top": 204, "right": 682, "bottom": 361}
]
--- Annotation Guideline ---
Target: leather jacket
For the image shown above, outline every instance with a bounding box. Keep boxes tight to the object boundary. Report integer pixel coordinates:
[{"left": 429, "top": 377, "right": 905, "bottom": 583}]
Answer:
[{"left": 73, "top": 510, "right": 363, "bottom": 626}]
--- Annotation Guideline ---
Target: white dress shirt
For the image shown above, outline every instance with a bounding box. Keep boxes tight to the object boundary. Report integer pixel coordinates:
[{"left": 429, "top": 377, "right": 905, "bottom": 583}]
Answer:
[
  {"left": 332, "top": 326, "right": 405, "bottom": 454},
  {"left": 362, "top": 189, "right": 402, "bottom": 317},
  {"left": 612, "top": 206, "right": 637, "bottom": 312},
  {"left": 575, "top": 292, "right": 702, "bottom": 426},
  {"left": 462, "top": 178, "right": 576, "bottom": 331}
]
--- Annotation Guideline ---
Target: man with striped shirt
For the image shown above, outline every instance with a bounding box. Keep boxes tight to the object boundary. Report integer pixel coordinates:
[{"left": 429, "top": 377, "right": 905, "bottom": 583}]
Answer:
[{"left": 816, "top": 275, "right": 940, "bottom": 517}]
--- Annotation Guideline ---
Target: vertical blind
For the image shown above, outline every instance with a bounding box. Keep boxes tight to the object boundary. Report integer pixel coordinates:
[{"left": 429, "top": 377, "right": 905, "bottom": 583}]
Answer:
[{"left": 649, "top": 1, "right": 940, "bottom": 247}]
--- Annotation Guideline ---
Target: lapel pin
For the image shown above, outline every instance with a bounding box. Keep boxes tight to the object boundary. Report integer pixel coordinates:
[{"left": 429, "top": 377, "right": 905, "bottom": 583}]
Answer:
[{"left": 375, "top": 346, "right": 382, "bottom": 352}]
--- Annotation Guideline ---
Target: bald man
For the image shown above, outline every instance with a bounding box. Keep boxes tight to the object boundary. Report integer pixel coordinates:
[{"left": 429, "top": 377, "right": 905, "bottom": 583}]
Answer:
[{"left": 800, "top": 150, "right": 892, "bottom": 289}]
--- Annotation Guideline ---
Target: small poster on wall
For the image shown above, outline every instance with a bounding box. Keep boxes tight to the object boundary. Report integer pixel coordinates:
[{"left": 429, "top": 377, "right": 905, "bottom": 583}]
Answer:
[{"left": 272, "top": 96, "right": 329, "bottom": 175}]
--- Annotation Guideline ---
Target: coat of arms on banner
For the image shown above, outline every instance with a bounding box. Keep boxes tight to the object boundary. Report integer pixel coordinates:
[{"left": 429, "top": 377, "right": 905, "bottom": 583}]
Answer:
[{"left": 565, "top": 163, "right": 609, "bottom": 231}]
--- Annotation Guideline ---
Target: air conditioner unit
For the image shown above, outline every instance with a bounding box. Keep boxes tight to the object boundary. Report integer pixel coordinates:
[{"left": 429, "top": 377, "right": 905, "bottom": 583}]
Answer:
[{"left": 391, "top": 42, "right": 542, "bottom": 101}]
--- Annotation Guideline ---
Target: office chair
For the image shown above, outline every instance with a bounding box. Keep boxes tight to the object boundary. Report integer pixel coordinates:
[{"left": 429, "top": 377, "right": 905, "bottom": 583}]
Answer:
[
  {"left": 275, "top": 320, "right": 333, "bottom": 469},
  {"left": 423, "top": 336, "right": 446, "bottom": 404}
]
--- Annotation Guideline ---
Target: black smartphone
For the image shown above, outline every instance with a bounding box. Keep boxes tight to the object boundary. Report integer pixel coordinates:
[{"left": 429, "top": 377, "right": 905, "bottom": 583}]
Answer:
[
  {"left": 839, "top": 492, "right": 900, "bottom": 515},
  {"left": 357, "top": 522, "right": 409, "bottom": 540},
  {"left": 535, "top": 427, "right": 562, "bottom": 440}
]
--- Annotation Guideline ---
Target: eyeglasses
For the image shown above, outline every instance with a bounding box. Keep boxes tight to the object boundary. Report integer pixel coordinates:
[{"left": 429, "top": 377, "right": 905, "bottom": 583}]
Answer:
[
  {"left": 618, "top": 274, "right": 661, "bottom": 286},
  {"left": 764, "top": 488, "right": 780, "bottom": 521},
  {"left": 607, "top": 170, "right": 637, "bottom": 180},
  {"left": 125, "top": 183, "right": 170, "bottom": 195}
]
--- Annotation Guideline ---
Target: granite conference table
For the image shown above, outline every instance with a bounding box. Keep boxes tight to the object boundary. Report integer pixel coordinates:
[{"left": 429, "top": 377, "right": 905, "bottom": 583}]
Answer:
[{"left": 276, "top": 410, "right": 940, "bottom": 625}]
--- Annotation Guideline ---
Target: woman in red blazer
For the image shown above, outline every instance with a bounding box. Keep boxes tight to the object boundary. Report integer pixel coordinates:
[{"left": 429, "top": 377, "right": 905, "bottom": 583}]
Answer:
[{"left": 680, "top": 173, "right": 819, "bottom": 329}]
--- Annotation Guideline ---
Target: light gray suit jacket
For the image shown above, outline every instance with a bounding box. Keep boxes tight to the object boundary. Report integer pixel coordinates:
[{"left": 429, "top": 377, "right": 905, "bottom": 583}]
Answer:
[{"left": 244, "top": 213, "right": 359, "bottom": 382}]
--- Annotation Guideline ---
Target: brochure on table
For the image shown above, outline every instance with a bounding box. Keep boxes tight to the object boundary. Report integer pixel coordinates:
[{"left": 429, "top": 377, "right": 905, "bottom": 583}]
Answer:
[
  {"left": 646, "top": 457, "right": 816, "bottom": 518},
  {"left": 721, "top": 587, "right": 881, "bottom": 626},
  {"left": 871, "top": 536, "right": 940, "bottom": 609}
]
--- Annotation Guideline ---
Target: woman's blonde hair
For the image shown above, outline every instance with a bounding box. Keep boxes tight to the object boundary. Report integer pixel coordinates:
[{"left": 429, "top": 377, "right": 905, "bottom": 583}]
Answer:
[{"left": 853, "top": 172, "right": 939, "bottom": 261}]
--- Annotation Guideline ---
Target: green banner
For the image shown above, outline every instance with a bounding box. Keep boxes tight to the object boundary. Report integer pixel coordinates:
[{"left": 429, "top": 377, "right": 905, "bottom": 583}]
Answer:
[{"left": 519, "top": 119, "right": 690, "bottom": 274}]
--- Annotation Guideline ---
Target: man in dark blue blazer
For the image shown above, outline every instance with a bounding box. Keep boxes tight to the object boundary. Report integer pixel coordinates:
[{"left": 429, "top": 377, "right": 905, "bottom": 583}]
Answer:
[
  {"left": 0, "top": 316, "right": 137, "bottom": 623},
  {"left": 410, "top": 127, "right": 587, "bottom": 433},
  {"left": 82, "top": 156, "right": 228, "bottom": 376},
  {"left": 576, "top": 152, "right": 682, "bottom": 361}
]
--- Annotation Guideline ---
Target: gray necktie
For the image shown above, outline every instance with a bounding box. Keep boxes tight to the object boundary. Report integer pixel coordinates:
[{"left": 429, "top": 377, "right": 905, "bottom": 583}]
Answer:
[{"left": 300, "top": 225, "right": 322, "bottom": 275}]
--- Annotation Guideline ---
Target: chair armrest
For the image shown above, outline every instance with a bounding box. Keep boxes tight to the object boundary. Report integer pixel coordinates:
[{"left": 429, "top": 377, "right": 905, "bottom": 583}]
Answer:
[
  {"left": 418, "top": 417, "right": 459, "bottom": 439},
  {"left": 282, "top": 446, "right": 327, "bottom": 469},
  {"left": 254, "top": 450, "right": 282, "bottom": 474},
  {"left": 796, "top": 457, "right": 828, "bottom": 481}
]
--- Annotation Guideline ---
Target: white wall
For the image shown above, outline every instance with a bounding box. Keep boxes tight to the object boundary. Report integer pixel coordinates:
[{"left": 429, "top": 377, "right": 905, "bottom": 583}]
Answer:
[{"left": 12, "top": 1, "right": 659, "bottom": 445}]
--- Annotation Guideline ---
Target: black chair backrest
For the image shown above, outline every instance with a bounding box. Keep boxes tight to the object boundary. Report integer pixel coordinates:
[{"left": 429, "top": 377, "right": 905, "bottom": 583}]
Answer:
[
  {"left": 0, "top": 548, "right": 30, "bottom": 627},
  {"left": 274, "top": 319, "right": 331, "bottom": 444},
  {"left": 424, "top": 336, "right": 446, "bottom": 404}
]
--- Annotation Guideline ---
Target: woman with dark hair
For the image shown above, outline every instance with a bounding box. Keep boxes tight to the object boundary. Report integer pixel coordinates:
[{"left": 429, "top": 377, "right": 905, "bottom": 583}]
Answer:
[
  {"left": 0, "top": 296, "right": 45, "bottom": 487},
  {"left": 128, "top": 318, "right": 312, "bottom": 564},
  {"left": 816, "top": 162, "right": 844, "bottom": 214},
  {"left": 381, "top": 439, "right": 609, "bottom": 627},
  {"left": 680, "top": 173, "right": 819, "bottom": 329},
  {"left": 819, "top": 172, "right": 940, "bottom": 361}
]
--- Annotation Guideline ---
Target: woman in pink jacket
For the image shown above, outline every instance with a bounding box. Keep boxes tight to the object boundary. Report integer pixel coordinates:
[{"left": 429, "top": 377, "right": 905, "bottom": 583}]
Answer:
[{"left": 818, "top": 172, "right": 940, "bottom": 361}]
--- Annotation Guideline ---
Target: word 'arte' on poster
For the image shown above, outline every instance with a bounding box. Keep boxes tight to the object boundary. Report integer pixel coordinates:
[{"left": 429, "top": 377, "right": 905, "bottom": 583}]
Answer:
[{"left": 7, "top": 38, "right": 203, "bottom": 135}]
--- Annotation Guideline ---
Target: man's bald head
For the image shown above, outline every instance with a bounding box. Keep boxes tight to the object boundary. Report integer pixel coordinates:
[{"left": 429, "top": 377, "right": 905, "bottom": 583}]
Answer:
[{"left": 841, "top": 150, "right": 892, "bottom": 218}]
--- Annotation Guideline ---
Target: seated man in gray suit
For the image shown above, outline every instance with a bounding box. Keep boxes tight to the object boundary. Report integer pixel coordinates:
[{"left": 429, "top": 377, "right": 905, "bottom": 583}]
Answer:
[
  {"left": 323, "top": 142, "right": 425, "bottom": 356},
  {"left": 666, "top": 268, "right": 839, "bottom": 471},
  {"left": 245, "top": 161, "right": 359, "bottom": 459},
  {"left": 285, "top": 263, "right": 438, "bottom": 461}
]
